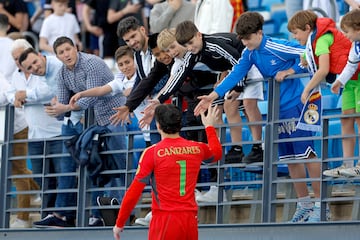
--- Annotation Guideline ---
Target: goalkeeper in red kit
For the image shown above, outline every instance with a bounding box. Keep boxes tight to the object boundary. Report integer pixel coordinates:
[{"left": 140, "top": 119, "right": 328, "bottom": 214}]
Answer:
[{"left": 113, "top": 104, "right": 222, "bottom": 240}]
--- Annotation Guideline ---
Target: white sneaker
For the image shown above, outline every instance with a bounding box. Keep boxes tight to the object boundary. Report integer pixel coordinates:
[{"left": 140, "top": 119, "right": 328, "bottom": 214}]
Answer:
[
  {"left": 288, "top": 204, "right": 313, "bottom": 223},
  {"left": 195, "top": 189, "right": 202, "bottom": 200},
  {"left": 323, "top": 165, "right": 347, "bottom": 177},
  {"left": 31, "top": 194, "right": 42, "bottom": 206},
  {"left": 10, "top": 218, "right": 30, "bottom": 228},
  {"left": 134, "top": 211, "right": 152, "bottom": 226},
  {"left": 196, "top": 186, "right": 227, "bottom": 202},
  {"left": 339, "top": 166, "right": 360, "bottom": 177}
]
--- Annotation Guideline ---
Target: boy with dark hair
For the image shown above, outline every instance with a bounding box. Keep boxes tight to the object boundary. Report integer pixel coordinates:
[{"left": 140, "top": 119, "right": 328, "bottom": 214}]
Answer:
[
  {"left": 113, "top": 104, "right": 222, "bottom": 240},
  {"left": 171, "top": 20, "right": 264, "bottom": 166},
  {"left": 194, "top": 11, "right": 326, "bottom": 223},
  {"left": 174, "top": 20, "right": 198, "bottom": 45},
  {"left": 156, "top": 28, "right": 218, "bottom": 143}
]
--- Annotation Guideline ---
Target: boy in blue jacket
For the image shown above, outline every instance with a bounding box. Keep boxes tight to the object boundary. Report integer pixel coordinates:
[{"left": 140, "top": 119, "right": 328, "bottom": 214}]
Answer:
[{"left": 194, "top": 11, "right": 326, "bottom": 223}]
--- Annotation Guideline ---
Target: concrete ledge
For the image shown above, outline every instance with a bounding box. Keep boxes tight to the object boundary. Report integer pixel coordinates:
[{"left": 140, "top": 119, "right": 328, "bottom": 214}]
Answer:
[{"left": 2, "top": 222, "right": 360, "bottom": 240}]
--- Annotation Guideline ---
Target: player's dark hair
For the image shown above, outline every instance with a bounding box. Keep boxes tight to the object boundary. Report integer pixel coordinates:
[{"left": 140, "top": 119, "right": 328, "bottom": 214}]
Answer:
[{"left": 155, "top": 104, "right": 182, "bottom": 134}]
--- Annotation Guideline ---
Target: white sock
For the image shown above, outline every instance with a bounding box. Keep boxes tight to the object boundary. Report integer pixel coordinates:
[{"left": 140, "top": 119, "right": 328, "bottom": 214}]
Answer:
[
  {"left": 298, "top": 196, "right": 313, "bottom": 209},
  {"left": 343, "top": 161, "right": 353, "bottom": 168}
]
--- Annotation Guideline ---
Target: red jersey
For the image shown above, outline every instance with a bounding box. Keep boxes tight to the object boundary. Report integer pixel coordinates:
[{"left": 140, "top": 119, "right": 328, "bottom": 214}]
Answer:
[{"left": 115, "top": 126, "right": 222, "bottom": 228}]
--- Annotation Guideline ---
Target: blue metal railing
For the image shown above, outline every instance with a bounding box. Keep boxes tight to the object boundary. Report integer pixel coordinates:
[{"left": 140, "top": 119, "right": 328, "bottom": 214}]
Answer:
[{"left": 1, "top": 74, "right": 360, "bottom": 230}]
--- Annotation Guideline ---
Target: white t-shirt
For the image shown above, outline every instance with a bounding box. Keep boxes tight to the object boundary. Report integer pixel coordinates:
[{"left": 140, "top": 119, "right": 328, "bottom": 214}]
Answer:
[
  {"left": 108, "top": 73, "right": 150, "bottom": 140},
  {"left": 39, "top": 12, "right": 80, "bottom": 47},
  {"left": 0, "top": 37, "right": 17, "bottom": 82},
  {"left": 108, "top": 73, "right": 148, "bottom": 115},
  {"left": 194, "top": 0, "right": 233, "bottom": 34},
  {"left": 108, "top": 72, "right": 135, "bottom": 94}
]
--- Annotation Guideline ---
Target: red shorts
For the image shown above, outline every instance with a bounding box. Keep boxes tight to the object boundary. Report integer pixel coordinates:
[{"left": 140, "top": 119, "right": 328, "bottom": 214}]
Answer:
[{"left": 148, "top": 210, "right": 198, "bottom": 240}]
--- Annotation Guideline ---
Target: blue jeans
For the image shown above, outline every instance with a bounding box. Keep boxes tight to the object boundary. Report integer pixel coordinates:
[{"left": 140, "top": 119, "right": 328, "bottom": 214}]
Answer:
[
  {"left": 28, "top": 138, "right": 62, "bottom": 210},
  {"left": 55, "top": 120, "right": 83, "bottom": 219},
  {"left": 90, "top": 123, "right": 127, "bottom": 218}
]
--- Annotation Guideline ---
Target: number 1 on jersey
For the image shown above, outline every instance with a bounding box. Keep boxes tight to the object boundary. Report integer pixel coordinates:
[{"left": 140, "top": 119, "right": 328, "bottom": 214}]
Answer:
[{"left": 176, "top": 160, "right": 186, "bottom": 196}]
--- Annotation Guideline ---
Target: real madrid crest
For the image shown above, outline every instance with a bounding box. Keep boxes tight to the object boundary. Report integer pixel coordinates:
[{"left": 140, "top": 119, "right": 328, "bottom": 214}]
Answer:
[{"left": 304, "top": 103, "right": 319, "bottom": 125}]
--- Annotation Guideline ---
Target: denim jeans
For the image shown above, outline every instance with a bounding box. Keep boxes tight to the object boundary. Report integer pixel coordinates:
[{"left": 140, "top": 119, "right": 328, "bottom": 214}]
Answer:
[
  {"left": 90, "top": 123, "right": 127, "bottom": 218},
  {"left": 55, "top": 120, "right": 83, "bottom": 219},
  {"left": 28, "top": 137, "right": 62, "bottom": 210}
]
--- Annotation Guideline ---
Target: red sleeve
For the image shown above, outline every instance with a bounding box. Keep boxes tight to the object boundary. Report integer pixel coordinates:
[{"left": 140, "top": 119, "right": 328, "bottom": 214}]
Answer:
[
  {"left": 115, "top": 180, "right": 146, "bottom": 228},
  {"left": 205, "top": 126, "right": 223, "bottom": 162}
]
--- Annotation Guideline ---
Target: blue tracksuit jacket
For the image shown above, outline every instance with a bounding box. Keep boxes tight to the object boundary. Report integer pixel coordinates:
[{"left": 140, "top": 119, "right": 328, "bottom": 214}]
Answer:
[{"left": 215, "top": 34, "right": 307, "bottom": 111}]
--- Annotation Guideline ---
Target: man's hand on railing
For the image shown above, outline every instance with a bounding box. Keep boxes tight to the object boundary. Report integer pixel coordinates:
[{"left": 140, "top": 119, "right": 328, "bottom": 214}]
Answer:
[
  {"left": 44, "top": 97, "right": 71, "bottom": 117},
  {"left": 14, "top": 99, "right": 24, "bottom": 108},
  {"left": 15, "top": 90, "right": 26, "bottom": 104}
]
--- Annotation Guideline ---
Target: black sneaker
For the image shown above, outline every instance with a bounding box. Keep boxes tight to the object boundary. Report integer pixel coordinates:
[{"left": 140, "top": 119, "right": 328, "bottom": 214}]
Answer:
[
  {"left": 97, "top": 196, "right": 119, "bottom": 226},
  {"left": 225, "top": 146, "right": 244, "bottom": 164},
  {"left": 242, "top": 146, "right": 263, "bottom": 165},
  {"left": 88, "top": 216, "right": 105, "bottom": 227},
  {"left": 33, "top": 214, "right": 75, "bottom": 228}
]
